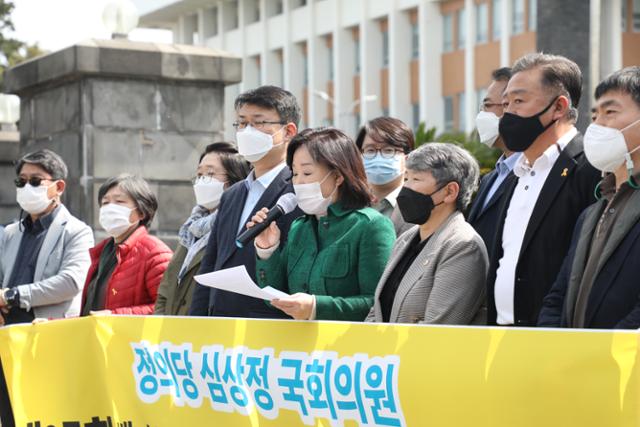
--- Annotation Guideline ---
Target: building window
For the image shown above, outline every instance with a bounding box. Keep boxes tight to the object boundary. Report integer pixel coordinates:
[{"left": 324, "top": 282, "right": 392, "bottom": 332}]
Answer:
[
  {"left": 623, "top": 0, "right": 627, "bottom": 31},
  {"left": 528, "top": 0, "right": 537, "bottom": 30},
  {"left": 224, "top": 1, "right": 239, "bottom": 31},
  {"left": 477, "top": 88, "right": 488, "bottom": 112},
  {"left": 382, "top": 30, "right": 390, "bottom": 67},
  {"left": 256, "top": 56, "right": 263, "bottom": 85},
  {"left": 412, "top": 103, "right": 420, "bottom": 130},
  {"left": 458, "top": 92, "right": 466, "bottom": 131},
  {"left": 457, "top": 8, "right": 466, "bottom": 49},
  {"left": 476, "top": 2, "right": 488, "bottom": 43},
  {"left": 411, "top": 23, "right": 420, "bottom": 58},
  {"left": 203, "top": 7, "right": 218, "bottom": 38},
  {"left": 328, "top": 44, "right": 334, "bottom": 80},
  {"left": 303, "top": 53, "right": 309, "bottom": 86},
  {"left": 354, "top": 38, "right": 361, "bottom": 73},
  {"left": 512, "top": 0, "right": 525, "bottom": 34},
  {"left": 444, "top": 96, "right": 454, "bottom": 132},
  {"left": 275, "top": 0, "right": 284, "bottom": 15},
  {"left": 634, "top": 0, "right": 640, "bottom": 31},
  {"left": 492, "top": 0, "right": 501, "bottom": 40},
  {"left": 443, "top": 14, "right": 453, "bottom": 52},
  {"left": 382, "top": 107, "right": 390, "bottom": 117}
]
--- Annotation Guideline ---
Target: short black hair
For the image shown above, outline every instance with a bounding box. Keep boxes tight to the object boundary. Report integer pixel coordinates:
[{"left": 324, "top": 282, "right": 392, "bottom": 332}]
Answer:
[
  {"left": 492, "top": 67, "right": 512, "bottom": 82},
  {"left": 355, "top": 117, "right": 414, "bottom": 154},
  {"left": 595, "top": 66, "right": 640, "bottom": 109},
  {"left": 287, "top": 127, "right": 372, "bottom": 210},
  {"left": 15, "top": 149, "right": 68, "bottom": 180},
  {"left": 199, "top": 141, "right": 251, "bottom": 185},
  {"left": 234, "top": 85, "right": 302, "bottom": 127},
  {"left": 512, "top": 53, "right": 582, "bottom": 121},
  {"left": 98, "top": 174, "right": 158, "bottom": 227}
]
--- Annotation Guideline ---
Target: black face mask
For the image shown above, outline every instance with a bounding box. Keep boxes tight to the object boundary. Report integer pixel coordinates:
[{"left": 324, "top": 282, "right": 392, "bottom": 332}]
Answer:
[
  {"left": 397, "top": 185, "right": 445, "bottom": 225},
  {"left": 499, "top": 97, "right": 559, "bottom": 152}
]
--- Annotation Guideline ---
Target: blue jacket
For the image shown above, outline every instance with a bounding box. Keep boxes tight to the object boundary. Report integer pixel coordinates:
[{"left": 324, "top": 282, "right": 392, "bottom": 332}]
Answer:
[{"left": 189, "top": 166, "right": 302, "bottom": 318}]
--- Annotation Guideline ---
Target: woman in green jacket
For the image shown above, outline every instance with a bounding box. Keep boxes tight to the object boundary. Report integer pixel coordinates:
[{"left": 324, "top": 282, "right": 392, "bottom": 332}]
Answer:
[{"left": 247, "top": 127, "right": 396, "bottom": 321}]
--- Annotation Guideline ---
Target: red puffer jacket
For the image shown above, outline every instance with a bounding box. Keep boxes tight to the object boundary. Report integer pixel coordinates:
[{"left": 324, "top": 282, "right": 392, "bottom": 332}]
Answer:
[{"left": 82, "top": 226, "right": 173, "bottom": 315}]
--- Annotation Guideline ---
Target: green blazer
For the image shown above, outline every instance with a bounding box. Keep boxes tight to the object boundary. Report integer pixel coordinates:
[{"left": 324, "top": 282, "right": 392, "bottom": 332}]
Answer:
[
  {"left": 256, "top": 204, "right": 395, "bottom": 321},
  {"left": 154, "top": 244, "right": 205, "bottom": 316}
]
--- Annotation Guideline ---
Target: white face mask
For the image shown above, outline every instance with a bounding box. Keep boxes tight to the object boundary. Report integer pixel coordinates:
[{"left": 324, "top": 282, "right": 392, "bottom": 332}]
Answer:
[
  {"left": 236, "top": 125, "right": 284, "bottom": 163},
  {"left": 16, "top": 183, "right": 54, "bottom": 215},
  {"left": 99, "top": 204, "right": 136, "bottom": 238},
  {"left": 193, "top": 177, "right": 225, "bottom": 210},
  {"left": 293, "top": 172, "right": 337, "bottom": 216},
  {"left": 475, "top": 111, "right": 501, "bottom": 147},
  {"left": 584, "top": 119, "right": 640, "bottom": 173}
]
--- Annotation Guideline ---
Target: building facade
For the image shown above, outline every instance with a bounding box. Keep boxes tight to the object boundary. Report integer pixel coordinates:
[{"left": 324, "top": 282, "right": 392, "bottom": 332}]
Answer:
[{"left": 136, "top": 0, "right": 640, "bottom": 138}]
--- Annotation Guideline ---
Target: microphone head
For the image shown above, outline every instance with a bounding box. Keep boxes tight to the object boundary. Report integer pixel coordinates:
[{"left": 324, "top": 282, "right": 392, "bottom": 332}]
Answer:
[{"left": 276, "top": 193, "right": 298, "bottom": 214}]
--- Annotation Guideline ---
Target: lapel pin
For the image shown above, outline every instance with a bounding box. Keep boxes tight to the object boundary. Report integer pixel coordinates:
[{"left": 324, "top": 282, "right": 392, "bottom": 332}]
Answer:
[
  {"left": 561, "top": 168, "right": 568, "bottom": 177},
  {"left": 423, "top": 259, "right": 429, "bottom": 266}
]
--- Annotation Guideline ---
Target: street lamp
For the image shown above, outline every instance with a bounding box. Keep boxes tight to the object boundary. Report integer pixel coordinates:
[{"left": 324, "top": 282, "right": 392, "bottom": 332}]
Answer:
[
  {"left": 0, "top": 94, "right": 20, "bottom": 130},
  {"left": 102, "top": 0, "right": 140, "bottom": 39},
  {"left": 312, "top": 90, "right": 378, "bottom": 130}
]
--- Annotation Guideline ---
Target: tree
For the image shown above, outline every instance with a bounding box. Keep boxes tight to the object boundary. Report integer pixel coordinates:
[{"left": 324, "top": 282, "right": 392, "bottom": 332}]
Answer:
[
  {"left": 0, "top": 0, "right": 45, "bottom": 86},
  {"left": 414, "top": 121, "right": 501, "bottom": 176}
]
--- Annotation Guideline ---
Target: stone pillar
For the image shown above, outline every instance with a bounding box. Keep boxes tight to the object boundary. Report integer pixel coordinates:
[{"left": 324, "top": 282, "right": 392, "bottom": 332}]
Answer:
[
  {"left": 537, "top": 0, "right": 591, "bottom": 131},
  {"left": 3, "top": 38, "right": 241, "bottom": 245}
]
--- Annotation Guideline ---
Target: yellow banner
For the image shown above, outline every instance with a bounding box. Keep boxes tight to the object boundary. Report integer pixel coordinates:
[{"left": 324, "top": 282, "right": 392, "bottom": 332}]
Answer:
[{"left": 0, "top": 316, "right": 638, "bottom": 427}]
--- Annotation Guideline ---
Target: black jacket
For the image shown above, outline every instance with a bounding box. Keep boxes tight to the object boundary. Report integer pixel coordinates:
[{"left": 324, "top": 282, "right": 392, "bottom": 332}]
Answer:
[
  {"left": 189, "top": 166, "right": 302, "bottom": 318},
  {"left": 486, "top": 134, "right": 600, "bottom": 326},
  {"left": 538, "top": 192, "right": 640, "bottom": 329},
  {"left": 468, "top": 168, "right": 513, "bottom": 252}
]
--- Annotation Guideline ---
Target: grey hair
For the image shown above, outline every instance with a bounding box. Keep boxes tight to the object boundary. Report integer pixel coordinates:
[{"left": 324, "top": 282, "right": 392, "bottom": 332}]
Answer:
[
  {"left": 406, "top": 143, "right": 480, "bottom": 211},
  {"left": 512, "top": 53, "right": 583, "bottom": 123},
  {"left": 98, "top": 174, "right": 158, "bottom": 226}
]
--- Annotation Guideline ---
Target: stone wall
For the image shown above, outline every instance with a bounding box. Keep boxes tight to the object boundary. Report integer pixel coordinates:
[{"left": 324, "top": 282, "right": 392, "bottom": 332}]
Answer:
[
  {"left": 0, "top": 130, "right": 19, "bottom": 225},
  {"left": 3, "top": 39, "right": 241, "bottom": 245}
]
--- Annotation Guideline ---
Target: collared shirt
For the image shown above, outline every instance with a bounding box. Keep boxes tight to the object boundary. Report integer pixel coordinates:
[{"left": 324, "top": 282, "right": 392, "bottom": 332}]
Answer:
[
  {"left": 372, "top": 185, "right": 402, "bottom": 218},
  {"left": 482, "top": 152, "right": 522, "bottom": 210},
  {"left": 237, "top": 163, "right": 287, "bottom": 235},
  {"left": 5, "top": 205, "right": 60, "bottom": 324},
  {"left": 572, "top": 172, "right": 639, "bottom": 327},
  {"left": 494, "top": 127, "right": 578, "bottom": 325}
]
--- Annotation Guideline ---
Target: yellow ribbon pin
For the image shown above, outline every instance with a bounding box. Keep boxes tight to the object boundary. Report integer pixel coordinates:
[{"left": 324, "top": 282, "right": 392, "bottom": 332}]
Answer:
[{"left": 561, "top": 168, "right": 568, "bottom": 177}]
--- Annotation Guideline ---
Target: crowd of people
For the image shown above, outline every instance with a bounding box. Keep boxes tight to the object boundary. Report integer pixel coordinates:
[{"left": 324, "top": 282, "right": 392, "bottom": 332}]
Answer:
[{"left": 0, "top": 51, "right": 639, "bottom": 424}]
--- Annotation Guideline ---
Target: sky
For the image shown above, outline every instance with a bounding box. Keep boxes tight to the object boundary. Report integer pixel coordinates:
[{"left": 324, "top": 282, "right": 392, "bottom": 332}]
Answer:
[{"left": 10, "top": 0, "right": 172, "bottom": 53}]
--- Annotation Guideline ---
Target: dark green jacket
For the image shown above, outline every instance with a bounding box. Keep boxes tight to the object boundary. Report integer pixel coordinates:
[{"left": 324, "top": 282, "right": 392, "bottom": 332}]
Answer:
[
  {"left": 256, "top": 204, "right": 395, "bottom": 321},
  {"left": 154, "top": 244, "right": 205, "bottom": 316}
]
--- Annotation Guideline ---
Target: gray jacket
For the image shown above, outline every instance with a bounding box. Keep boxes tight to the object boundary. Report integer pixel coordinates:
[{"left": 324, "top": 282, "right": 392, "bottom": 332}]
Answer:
[
  {"left": 366, "top": 211, "right": 488, "bottom": 324},
  {"left": 0, "top": 205, "right": 94, "bottom": 320}
]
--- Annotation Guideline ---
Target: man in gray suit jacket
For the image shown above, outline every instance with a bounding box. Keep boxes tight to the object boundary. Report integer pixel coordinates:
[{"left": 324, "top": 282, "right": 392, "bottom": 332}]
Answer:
[
  {"left": 0, "top": 149, "right": 94, "bottom": 324},
  {"left": 0, "top": 149, "right": 94, "bottom": 427}
]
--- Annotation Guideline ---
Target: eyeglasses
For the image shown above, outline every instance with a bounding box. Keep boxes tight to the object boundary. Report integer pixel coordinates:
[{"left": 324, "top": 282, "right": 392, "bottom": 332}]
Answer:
[
  {"left": 362, "top": 148, "right": 404, "bottom": 160},
  {"left": 232, "top": 120, "right": 286, "bottom": 131},
  {"left": 14, "top": 177, "right": 53, "bottom": 188},
  {"left": 191, "top": 174, "right": 227, "bottom": 185}
]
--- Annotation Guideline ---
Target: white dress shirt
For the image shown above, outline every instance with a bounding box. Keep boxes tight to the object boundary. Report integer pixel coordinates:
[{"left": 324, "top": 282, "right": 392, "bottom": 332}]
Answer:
[
  {"left": 494, "top": 127, "right": 578, "bottom": 325},
  {"left": 237, "top": 162, "right": 288, "bottom": 235}
]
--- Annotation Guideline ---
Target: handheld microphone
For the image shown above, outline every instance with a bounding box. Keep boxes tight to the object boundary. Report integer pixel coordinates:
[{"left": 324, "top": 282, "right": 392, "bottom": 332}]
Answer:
[{"left": 235, "top": 193, "right": 298, "bottom": 248}]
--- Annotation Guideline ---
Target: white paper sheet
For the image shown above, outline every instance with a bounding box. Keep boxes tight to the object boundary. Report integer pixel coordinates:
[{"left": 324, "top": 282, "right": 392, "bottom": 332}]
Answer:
[{"left": 194, "top": 266, "right": 289, "bottom": 301}]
